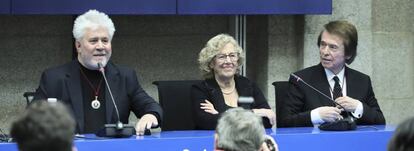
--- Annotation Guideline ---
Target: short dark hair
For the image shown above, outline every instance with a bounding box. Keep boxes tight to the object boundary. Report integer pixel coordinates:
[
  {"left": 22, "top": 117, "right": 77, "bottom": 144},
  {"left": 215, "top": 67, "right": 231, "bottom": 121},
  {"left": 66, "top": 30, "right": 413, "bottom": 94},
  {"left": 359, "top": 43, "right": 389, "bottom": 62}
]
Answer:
[
  {"left": 388, "top": 117, "right": 414, "bottom": 151},
  {"left": 317, "top": 20, "right": 358, "bottom": 64},
  {"left": 10, "top": 101, "right": 75, "bottom": 151}
]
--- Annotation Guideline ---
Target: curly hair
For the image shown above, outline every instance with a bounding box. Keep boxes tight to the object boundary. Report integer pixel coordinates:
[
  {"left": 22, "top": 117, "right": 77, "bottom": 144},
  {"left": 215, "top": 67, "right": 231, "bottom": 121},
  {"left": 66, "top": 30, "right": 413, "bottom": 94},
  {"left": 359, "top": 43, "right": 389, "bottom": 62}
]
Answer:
[
  {"left": 198, "top": 33, "right": 245, "bottom": 78},
  {"left": 73, "top": 9, "right": 115, "bottom": 41}
]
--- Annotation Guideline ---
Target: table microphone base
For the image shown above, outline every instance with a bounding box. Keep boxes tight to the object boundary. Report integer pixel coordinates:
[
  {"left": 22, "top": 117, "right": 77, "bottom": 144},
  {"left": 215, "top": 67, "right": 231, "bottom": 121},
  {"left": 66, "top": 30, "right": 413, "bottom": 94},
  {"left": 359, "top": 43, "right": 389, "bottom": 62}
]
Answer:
[
  {"left": 318, "top": 117, "right": 356, "bottom": 131},
  {"left": 96, "top": 123, "right": 135, "bottom": 138}
]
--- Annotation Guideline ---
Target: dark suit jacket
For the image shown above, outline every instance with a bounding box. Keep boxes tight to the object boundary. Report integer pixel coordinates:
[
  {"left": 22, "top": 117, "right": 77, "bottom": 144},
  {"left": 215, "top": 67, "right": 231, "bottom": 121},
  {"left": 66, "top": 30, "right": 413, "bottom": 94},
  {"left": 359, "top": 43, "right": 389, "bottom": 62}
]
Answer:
[
  {"left": 191, "top": 75, "right": 272, "bottom": 130},
  {"left": 34, "top": 60, "right": 163, "bottom": 133},
  {"left": 280, "top": 64, "right": 385, "bottom": 127}
]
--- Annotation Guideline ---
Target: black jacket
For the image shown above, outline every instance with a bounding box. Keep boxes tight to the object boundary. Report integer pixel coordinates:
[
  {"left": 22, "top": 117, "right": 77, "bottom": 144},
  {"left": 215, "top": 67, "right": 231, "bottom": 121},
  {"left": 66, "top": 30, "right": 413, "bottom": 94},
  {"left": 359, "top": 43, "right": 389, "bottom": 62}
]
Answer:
[
  {"left": 34, "top": 60, "right": 163, "bottom": 133},
  {"left": 191, "top": 75, "right": 272, "bottom": 130},
  {"left": 280, "top": 64, "right": 385, "bottom": 127}
]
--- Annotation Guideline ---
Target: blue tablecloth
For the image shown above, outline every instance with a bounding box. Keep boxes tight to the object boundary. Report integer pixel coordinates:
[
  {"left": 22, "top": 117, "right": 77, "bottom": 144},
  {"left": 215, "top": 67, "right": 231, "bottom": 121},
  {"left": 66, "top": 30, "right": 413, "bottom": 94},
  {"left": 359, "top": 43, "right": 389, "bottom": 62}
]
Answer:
[{"left": 0, "top": 125, "right": 395, "bottom": 151}]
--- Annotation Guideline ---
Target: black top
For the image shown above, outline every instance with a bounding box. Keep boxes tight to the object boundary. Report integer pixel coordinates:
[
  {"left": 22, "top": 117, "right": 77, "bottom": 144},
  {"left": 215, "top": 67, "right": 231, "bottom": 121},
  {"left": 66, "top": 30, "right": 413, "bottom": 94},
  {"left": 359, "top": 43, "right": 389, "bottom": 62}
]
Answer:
[
  {"left": 191, "top": 75, "right": 272, "bottom": 130},
  {"left": 79, "top": 63, "right": 106, "bottom": 133}
]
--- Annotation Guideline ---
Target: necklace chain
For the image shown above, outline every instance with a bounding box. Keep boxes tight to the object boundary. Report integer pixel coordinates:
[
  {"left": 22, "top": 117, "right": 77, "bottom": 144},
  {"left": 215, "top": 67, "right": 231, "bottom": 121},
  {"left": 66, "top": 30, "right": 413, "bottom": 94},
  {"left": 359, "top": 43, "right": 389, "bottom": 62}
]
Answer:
[
  {"left": 221, "top": 86, "right": 235, "bottom": 95},
  {"left": 79, "top": 68, "right": 103, "bottom": 97}
]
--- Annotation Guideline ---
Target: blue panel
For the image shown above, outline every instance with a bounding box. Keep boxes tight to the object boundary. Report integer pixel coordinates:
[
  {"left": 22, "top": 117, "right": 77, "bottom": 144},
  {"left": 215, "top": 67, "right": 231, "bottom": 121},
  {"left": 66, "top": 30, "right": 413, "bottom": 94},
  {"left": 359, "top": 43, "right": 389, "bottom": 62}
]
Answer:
[
  {"left": 178, "top": 0, "right": 332, "bottom": 14},
  {"left": 0, "top": 0, "right": 10, "bottom": 14},
  {"left": 11, "top": 0, "right": 176, "bottom": 14},
  {"left": 0, "top": 125, "right": 395, "bottom": 151}
]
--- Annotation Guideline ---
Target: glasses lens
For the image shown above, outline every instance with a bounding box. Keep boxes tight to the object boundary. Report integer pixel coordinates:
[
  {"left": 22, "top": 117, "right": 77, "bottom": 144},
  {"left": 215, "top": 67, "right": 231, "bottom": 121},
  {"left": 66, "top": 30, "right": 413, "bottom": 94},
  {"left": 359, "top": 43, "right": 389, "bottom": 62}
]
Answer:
[{"left": 216, "top": 52, "right": 239, "bottom": 62}]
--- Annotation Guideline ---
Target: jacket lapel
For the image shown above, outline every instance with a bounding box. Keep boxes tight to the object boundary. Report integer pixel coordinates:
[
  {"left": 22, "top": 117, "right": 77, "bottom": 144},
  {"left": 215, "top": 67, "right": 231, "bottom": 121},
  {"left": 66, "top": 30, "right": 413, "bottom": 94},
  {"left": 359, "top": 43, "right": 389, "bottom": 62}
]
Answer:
[
  {"left": 312, "top": 64, "right": 335, "bottom": 106},
  {"left": 66, "top": 61, "right": 85, "bottom": 132},
  {"left": 234, "top": 76, "right": 252, "bottom": 96},
  {"left": 344, "top": 66, "right": 356, "bottom": 98},
  {"left": 204, "top": 78, "right": 228, "bottom": 112}
]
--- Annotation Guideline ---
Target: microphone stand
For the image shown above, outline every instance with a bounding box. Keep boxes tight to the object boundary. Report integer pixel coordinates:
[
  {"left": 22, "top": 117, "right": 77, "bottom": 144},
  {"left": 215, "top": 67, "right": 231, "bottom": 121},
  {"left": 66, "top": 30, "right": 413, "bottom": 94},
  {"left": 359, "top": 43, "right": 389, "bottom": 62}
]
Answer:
[
  {"left": 95, "top": 63, "right": 135, "bottom": 138},
  {"left": 291, "top": 74, "right": 356, "bottom": 131}
]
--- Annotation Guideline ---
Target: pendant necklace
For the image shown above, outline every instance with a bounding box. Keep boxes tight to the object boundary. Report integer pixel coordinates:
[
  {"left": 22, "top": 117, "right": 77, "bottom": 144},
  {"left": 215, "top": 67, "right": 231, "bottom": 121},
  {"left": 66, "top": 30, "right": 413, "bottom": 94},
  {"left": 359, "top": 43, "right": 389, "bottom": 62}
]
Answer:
[{"left": 80, "top": 68, "right": 103, "bottom": 109}]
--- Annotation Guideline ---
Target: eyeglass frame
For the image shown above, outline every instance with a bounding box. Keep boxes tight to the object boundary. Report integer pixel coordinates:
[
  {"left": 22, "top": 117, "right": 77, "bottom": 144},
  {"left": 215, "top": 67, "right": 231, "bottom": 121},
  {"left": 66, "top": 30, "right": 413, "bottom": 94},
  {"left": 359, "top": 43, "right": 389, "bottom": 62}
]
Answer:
[{"left": 214, "top": 52, "right": 240, "bottom": 62}]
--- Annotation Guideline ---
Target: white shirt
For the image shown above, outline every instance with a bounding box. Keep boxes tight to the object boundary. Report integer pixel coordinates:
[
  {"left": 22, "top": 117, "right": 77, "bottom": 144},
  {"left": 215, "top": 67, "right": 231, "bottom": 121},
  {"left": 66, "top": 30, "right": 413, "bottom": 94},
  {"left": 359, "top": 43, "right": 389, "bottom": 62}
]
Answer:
[{"left": 311, "top": 67, "right": 363, "bottom": 125}]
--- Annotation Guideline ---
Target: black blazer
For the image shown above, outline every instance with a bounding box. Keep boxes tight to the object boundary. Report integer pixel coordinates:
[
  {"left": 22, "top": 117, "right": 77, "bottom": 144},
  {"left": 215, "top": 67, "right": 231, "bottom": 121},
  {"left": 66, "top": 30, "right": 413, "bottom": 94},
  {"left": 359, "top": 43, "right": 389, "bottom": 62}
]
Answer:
[
  {"left": 34, "top": 60, "right": 163, "bottom": 133},
  {"left": 280, "top": 64, "right": 385, "bottom": 127},
  {"left": 191, "top": 75, "right": 272, "bottom": 130}
]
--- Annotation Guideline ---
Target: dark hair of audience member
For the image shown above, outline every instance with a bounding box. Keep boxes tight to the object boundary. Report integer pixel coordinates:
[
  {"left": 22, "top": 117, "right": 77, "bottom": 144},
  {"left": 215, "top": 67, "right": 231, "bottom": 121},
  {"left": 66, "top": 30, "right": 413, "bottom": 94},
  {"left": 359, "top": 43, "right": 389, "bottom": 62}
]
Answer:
[{"left": 10, "top": 101, "right": 76, "bottom": 151}]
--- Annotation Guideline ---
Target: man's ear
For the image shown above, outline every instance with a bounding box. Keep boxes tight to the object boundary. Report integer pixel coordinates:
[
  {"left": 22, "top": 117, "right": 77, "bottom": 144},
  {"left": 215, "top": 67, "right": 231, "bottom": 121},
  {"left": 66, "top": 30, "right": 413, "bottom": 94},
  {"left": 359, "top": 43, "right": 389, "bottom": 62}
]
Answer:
[{"left": 75, "top": 41, "right": 81, "bottom": 53}]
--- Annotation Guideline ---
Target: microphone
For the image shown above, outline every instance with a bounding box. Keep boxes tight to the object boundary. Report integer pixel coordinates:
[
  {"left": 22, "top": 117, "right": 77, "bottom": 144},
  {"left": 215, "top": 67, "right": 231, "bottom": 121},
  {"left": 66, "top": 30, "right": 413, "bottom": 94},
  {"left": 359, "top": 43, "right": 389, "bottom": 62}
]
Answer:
[
  {"left": 95, "top": 62, "right": 136, "bottom": 138},
  {"left": 290, "top": 73, "right": 356, "bottom": 131},
  {"left": 0, "top": 128, "right": 11, "bottom": 143},
  {"left": 238, "top": 96, "right": 254, "bottom": 109}
]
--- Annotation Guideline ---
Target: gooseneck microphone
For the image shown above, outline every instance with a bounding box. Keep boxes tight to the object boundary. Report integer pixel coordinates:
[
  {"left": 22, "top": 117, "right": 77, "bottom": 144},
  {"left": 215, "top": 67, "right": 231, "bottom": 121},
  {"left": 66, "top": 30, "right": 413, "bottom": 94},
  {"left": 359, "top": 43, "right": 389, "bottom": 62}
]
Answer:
[
  {"left": 96, "top": 62, "right": 135, "bottom": 137},
  {"left": 290, "top": 73, "right": 356, "bottom": 131},
  {"left": 290, "top": 74, "right": 346, "bottom": 109}
]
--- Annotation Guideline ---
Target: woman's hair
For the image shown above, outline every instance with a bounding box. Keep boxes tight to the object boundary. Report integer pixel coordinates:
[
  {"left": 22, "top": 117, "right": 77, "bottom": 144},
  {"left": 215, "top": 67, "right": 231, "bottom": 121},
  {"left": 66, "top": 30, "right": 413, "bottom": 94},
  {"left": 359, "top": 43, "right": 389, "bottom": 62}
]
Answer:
[
  {"left": 216, "top": 108, "right": 265, "bottom": 151},
  {"left": 198, "top": 33, "right": 245, "bottom": 78},
  {"left": 73, "top": 9, "right": 115, "bottom": 41}
]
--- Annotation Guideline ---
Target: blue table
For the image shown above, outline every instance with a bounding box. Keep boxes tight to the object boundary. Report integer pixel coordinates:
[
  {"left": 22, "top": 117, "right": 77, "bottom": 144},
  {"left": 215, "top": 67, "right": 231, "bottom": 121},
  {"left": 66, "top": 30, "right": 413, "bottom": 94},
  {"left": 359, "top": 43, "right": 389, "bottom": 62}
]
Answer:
[{"left": 0, "top": 125, "right": 395, "bottom": 151}]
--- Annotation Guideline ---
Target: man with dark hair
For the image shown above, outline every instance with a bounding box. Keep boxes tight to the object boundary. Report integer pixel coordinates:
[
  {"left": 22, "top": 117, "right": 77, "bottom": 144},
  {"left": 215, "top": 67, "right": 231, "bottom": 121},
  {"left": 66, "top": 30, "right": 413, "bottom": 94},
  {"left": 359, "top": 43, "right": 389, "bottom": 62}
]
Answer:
[
  {"left": 280, "top": 20, "right": 385, "bottom": 127},
  {"left": 10, "top": 101, "right": 76, "bottom": 151},
  {"left": 388, "top": 117, "right": 414, "bottom": 151}
]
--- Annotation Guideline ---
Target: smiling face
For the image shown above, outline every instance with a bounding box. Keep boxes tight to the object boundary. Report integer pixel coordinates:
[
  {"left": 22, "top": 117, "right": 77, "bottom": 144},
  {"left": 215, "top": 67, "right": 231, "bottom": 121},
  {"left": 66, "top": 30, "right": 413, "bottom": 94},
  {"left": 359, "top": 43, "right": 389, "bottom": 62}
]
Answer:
[
  {"left": 210, "top": 43, "right": 239, "bottom": 79},
  {"left": 319, "top": 30, "right": 350, "bottom": 74},
  {"left": 76, "top": 26, "right": 112, "bottom": 70}
]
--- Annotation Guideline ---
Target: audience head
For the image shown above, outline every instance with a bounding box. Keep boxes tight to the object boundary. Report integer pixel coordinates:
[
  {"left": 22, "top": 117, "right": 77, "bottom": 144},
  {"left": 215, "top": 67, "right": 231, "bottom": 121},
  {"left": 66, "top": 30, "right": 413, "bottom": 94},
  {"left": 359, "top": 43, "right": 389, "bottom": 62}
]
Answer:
[
  {"left": 11, "top": 101, "right": 76, "bottom": 151},
  {"left": 73, "top": 9, "right": 114, "bottom": 70},
  {"left": 198, "top": 33, "right": 245, "bottom": 79},
  {"left": 388, "top": 117, "right": 414, "bottom": 151},
  {"left": 215, "top": 108, "right": 265, "bottom": 151}
]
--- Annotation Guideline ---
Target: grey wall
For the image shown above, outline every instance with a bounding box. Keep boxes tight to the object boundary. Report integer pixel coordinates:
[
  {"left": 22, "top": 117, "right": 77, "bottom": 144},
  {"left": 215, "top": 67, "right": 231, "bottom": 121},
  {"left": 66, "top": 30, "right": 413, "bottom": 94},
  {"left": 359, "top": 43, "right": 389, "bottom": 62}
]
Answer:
[
  {"left": 0, "top": 16, "right": 73, "bottom": 132},
  {"left": 0, "top": 0, "right": 413, "bottom": 132}
]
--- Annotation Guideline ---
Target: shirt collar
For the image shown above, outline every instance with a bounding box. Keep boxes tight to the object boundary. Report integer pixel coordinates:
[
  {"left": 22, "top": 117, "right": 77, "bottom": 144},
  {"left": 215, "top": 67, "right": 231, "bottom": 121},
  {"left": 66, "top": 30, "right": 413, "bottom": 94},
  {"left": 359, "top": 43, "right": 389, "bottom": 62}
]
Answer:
[{"left": 324, "top": 67, "right": 345, "bottom": 84}]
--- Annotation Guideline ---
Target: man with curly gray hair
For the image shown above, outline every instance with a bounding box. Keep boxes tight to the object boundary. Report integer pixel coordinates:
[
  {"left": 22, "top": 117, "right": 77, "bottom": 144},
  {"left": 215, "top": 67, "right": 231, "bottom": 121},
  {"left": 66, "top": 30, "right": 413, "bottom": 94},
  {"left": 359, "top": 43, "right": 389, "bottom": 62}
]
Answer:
[
  {"left": 34, "top": 9, "right": 163, "bottom": 135},
  {"left": 191, "top": 34, "right": 275, "bottom": 130}
]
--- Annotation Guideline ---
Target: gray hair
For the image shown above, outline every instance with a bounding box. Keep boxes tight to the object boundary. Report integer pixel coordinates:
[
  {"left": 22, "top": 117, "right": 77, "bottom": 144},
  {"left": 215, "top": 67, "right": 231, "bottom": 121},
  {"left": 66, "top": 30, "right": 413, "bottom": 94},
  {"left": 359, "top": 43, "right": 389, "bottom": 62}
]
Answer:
[
  {"left": 216, "top": 108, "right": 265, "bottom": 151},
  {"left": 198, "top": 33, "right": 245, "bottom": 78},
  {"left": 73, "top": 9, "right": 115, "bottom": 41}
]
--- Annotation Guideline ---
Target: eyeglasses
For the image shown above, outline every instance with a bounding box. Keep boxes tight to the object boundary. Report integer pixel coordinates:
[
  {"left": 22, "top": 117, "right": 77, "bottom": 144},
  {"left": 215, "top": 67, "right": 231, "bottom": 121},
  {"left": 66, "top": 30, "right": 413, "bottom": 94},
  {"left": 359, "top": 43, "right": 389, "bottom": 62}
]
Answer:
[
  {"left": 215, "top": 52, "right": 239, "bottom": 62},
  {"left": 319, "top": 41, "right": 343, "bottom": 52}
]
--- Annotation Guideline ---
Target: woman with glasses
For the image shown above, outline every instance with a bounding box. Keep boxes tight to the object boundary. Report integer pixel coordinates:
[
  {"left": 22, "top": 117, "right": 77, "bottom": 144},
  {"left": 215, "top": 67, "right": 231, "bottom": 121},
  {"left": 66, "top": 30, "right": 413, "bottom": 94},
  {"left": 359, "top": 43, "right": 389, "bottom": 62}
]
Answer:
[{"left": 191, "top": 34, "right": 275, "bottom": 130}]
